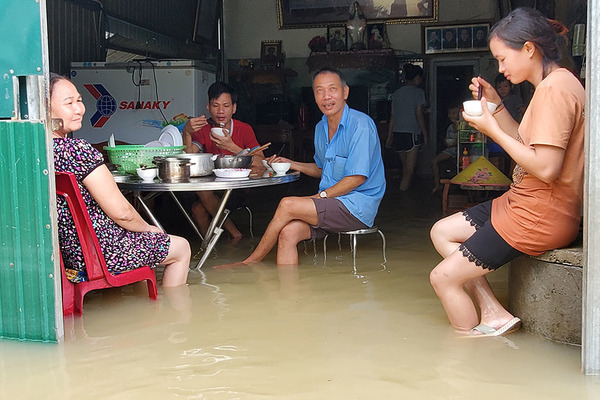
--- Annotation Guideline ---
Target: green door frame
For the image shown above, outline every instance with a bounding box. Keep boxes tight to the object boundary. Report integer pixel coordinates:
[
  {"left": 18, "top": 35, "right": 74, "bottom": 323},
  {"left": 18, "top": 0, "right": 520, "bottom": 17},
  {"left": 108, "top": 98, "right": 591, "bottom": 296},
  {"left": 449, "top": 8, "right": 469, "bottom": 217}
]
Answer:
[{"left": 0, "top": 0, "right": 63, "bottom": 342}]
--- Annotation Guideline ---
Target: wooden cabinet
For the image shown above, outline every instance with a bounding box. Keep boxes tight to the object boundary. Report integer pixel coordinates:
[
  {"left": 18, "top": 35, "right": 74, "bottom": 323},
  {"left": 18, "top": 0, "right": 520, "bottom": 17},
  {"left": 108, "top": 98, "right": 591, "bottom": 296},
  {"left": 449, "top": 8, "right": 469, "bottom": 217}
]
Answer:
[{"left": 229, "top": 68, "right": 298, "bottom": 125}]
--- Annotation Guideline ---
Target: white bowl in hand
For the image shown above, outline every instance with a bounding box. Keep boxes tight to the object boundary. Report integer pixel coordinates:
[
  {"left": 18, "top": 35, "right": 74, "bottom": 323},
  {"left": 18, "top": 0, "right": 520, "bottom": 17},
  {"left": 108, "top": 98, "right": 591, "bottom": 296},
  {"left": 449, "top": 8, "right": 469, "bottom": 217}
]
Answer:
[
  {"left": 271, "top": 162, "right": 291, "bottom": 175},
  {"left": 463, "top": 100, "right": 498, "bottom": 117},
  {"left": 210, "top": 127, "right": 226, "bottom": 137},
  {"left": 136, "top": 167, "right": 158, "bottom": 181}
]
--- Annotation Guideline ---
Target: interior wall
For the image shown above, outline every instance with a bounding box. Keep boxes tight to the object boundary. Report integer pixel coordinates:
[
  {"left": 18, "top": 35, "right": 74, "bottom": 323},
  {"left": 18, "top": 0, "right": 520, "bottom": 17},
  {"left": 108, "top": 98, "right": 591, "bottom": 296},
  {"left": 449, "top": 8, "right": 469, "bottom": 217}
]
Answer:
[{"left": 223, "top": 0, "right": 498, "bottom": 60}]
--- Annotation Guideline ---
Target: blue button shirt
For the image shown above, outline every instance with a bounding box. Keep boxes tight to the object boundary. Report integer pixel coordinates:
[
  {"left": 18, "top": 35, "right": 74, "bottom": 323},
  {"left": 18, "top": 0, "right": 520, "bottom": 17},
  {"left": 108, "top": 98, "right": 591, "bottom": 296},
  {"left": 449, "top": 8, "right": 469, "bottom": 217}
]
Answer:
[{"left": 314, "top": 104, "right": 386, "bottom": 227}]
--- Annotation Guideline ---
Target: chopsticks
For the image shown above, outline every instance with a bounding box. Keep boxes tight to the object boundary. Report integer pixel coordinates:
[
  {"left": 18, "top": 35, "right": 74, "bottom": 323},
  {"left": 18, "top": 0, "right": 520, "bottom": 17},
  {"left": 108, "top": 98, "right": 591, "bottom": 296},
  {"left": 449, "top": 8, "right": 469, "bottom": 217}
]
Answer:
[
  {"left": 276, "top": 143, "right": 286, "bottom": 157},
  {"left": 248, "top": 142, "right": 271, "bottom": 156}
]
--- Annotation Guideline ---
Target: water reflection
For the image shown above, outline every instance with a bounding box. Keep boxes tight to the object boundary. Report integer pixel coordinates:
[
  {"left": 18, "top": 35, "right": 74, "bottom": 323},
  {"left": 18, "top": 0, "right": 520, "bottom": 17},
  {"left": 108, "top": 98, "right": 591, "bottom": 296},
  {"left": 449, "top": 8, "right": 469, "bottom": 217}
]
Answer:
[{"left": 2, "top": 183, "right": 600, "bottom": 399}]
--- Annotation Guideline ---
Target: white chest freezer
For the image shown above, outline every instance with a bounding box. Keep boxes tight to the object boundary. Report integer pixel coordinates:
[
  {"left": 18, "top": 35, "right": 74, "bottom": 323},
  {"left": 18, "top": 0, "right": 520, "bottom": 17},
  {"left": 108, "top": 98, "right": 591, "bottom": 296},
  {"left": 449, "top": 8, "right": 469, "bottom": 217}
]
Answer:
[{"left": 70, "top": 60, "right": 216, "bottom": 144}]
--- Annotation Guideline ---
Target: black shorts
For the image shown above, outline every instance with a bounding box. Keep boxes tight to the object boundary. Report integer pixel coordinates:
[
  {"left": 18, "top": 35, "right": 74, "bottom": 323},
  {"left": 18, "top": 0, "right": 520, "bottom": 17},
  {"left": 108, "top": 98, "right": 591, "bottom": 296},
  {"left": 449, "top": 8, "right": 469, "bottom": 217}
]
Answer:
[
  {"left": 460, "top": 200, "right": 524, "bottom": 270},
  {"left": 392, "top": 132, "right": 422, "bottom": 152},
  {"left": 310, "top": 198, "right": 368, "bottom": 240}
]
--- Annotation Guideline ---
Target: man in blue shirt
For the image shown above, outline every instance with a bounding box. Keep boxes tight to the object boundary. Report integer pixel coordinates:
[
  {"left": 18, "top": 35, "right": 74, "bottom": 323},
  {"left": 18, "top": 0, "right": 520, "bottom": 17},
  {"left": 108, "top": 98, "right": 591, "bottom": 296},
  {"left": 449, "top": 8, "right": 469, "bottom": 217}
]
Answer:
[{"left": 242, "top": 67, "right": 386, "bottom": 265}]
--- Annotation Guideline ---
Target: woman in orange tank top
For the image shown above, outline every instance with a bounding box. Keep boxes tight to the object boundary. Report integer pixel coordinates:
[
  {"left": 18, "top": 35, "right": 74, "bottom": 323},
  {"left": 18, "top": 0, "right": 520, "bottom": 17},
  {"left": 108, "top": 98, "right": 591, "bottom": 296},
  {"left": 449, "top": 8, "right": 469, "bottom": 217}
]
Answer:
[{"left": 429, "top": 7, "right": 585, "bottom": 336}]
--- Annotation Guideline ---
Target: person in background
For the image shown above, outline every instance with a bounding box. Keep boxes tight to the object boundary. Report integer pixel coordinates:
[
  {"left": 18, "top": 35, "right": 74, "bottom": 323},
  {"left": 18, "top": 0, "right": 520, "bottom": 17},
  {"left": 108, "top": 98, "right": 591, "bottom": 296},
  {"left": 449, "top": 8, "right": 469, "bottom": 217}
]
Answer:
[
  {"left": 488, "top": 74, "right": 527, "bottom": 171},
  {"left": 431, "top": 104, "right": 461, "bottom": 193},
  {"left": 231, "top": 67, "right": 385, "bottom": 266},
  {"left": 494, "top": 73, "right": 526, "bottom": 122},
  {"left": 387, "top": 63, "right": 429, "bottom": 191},
  {"left": 51, "top": 73, "right": 190, "bottom": 287},
  {"left": 429, "top": 8, "right": 585, "bottom": 336},
  {"left": 182, "top": 81, "right": 265, "bottom": 240}
]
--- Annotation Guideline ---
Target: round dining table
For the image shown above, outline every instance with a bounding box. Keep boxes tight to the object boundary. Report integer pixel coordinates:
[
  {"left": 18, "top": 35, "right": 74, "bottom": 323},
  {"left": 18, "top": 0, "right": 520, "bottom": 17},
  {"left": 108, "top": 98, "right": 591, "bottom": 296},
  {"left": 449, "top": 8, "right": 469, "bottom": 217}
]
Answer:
[{"left": 117, "top": 170, "right": 300, "bottom": 269}]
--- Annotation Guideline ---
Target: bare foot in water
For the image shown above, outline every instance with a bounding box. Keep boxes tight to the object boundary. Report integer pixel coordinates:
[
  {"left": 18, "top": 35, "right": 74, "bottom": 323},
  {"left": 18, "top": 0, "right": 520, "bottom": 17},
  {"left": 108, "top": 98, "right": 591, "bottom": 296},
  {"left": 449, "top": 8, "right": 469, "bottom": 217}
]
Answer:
[{"left": 213, "top": 261, "right": 252, "bottom": 269}]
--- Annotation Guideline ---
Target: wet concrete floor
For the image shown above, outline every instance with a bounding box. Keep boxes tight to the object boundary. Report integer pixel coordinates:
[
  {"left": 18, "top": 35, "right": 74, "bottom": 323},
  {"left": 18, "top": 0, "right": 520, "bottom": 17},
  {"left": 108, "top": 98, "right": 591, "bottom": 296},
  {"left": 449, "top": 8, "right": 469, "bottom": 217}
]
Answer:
[{"left": 1, "top": 176, "right": 600, "bottom": 399}]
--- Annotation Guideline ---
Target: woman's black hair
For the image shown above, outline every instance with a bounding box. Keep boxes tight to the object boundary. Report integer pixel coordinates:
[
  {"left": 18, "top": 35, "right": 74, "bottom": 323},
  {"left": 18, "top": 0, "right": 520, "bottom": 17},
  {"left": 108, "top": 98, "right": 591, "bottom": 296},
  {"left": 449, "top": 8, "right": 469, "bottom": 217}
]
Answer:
[
  {"left": 489, "top": 7, "right": 566, "bottom": 76},
  {"left": 403, "top": 63, "right": 423, "bottom": 81}
]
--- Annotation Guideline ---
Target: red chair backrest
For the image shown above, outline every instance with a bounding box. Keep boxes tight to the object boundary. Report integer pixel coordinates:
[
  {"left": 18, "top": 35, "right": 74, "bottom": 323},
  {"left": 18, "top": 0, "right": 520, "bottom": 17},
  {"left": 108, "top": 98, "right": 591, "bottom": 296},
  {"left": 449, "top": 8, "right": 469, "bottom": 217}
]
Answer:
[{"left": 55, "top": 171, "right": 114, "bottom": 283}]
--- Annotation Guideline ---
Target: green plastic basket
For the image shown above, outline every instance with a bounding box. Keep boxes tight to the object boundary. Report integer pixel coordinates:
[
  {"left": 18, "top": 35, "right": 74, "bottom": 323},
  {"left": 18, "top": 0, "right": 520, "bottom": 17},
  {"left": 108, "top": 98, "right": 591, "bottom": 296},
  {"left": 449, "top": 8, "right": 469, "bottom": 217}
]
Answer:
[{"left": 104, "top": 145, "right": 185, "bottom": 173}]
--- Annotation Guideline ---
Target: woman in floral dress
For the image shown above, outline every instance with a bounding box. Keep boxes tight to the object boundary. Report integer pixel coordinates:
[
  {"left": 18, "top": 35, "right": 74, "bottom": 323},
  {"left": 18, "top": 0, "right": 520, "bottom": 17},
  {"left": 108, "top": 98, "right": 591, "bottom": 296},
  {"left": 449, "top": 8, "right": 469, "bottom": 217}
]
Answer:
[{"left": 51, "top": 73, "right": 190, "bottom": 287}]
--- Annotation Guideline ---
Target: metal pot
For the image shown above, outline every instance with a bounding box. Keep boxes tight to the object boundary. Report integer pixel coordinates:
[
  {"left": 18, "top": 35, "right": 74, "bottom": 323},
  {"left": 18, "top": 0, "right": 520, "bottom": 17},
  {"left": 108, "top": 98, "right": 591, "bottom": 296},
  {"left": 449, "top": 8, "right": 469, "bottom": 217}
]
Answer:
[
  {"left": 213, "top": 154, "right": 253, "bottom": 169},
  {"left": 153, "top": 156, "right": 192, "bottom": 183},
  {"left": 172, "top": 153, "right": 214, "bottom": 177}
]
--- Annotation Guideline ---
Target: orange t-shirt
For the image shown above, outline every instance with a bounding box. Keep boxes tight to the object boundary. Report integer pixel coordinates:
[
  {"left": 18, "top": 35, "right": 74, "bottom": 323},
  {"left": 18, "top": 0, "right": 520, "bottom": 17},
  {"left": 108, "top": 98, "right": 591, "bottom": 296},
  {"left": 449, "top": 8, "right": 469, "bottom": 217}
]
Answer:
[{"left": 491, "top": 69, "right": 585, "bottom": 255}]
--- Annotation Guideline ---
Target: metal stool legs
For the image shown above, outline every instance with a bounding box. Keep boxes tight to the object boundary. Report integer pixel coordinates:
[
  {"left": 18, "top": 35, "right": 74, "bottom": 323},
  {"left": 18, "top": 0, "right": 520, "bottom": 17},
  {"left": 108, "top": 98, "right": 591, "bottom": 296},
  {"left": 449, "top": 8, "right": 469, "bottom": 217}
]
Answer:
[
  {"left": 323, "top": 226, "right": 386, "bottom": 268},
  {"left": 222, "top": 206, "right": 254, "bottom": 238}
]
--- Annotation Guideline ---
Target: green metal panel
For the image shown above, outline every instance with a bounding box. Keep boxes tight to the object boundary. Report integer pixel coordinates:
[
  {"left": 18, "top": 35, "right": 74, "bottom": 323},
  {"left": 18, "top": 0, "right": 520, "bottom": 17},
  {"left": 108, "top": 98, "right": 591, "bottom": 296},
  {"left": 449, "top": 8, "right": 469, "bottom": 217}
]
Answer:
[
  {"left": 0, "top": 121, "right": 58, "bottom": 342},
  {"left": 0, "top": 0, "right": 44, "bottom": 118}
]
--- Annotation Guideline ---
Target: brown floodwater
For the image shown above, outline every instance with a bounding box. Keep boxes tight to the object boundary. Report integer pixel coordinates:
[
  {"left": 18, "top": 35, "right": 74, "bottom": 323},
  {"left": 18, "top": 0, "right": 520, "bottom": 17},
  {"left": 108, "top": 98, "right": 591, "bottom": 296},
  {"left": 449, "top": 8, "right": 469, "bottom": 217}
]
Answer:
[{"left": 1, "top": 179, "right": 599, "bottom": 399}]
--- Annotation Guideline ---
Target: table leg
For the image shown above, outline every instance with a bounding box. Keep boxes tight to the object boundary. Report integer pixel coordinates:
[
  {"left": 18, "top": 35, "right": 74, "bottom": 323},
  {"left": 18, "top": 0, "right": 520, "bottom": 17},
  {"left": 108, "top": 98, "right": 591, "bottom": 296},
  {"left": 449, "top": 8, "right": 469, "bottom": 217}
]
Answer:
[
  {"left": 196, "top": 226, "right": 224, "bottom": 270},
  {"left": 201, "top": 189, "right": 232, "bottom": 251},
  {"left": 134, "top": 191, "right": 165, "bottom": 232}
]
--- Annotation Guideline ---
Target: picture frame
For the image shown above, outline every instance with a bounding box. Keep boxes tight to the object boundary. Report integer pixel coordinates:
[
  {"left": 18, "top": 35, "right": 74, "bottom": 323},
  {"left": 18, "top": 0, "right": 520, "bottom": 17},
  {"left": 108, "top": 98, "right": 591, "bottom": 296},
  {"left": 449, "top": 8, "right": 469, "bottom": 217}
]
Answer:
[
  {"left": 276, "top": 0, "right": 438, "bottom": 29},
  {"left": 260, "top": 40, "right": 282, "bottom": 66},
  {"left": 423, "top": 22, "right": 490, "bottom": 54},
  {"left": 366, "top": 23, "right": 386, "bottom": 50},
  {"left": 327, "top": 26, "right": 347, "bottom": 52}
]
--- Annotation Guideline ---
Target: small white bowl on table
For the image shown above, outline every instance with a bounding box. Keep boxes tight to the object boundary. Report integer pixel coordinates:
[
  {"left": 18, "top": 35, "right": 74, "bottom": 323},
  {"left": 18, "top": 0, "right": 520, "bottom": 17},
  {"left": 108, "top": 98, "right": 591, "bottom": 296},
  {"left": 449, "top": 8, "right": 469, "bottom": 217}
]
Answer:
[
  {"left": 271, "top": 162, "right": 291, "bottom": 175},
  {"left": 136, "top": 167, "right": 158, "bottom": 181}
]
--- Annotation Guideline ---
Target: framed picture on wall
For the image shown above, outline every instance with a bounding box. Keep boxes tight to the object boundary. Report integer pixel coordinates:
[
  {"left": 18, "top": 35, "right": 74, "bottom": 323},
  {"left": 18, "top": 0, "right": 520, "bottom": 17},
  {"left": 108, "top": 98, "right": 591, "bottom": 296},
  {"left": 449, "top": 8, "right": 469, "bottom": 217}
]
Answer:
[
  {"left": 423, "top": 22, "right": 490, "bottom": 54},
  {"left": 277, "top": 0, "right": 438, "bottom": 29},
  {"left": 260, "top": 40, "right": 282, "bottom": 66},
  {"left": 366, "top": 23, "right": 386, "bottom": 50},
  {"left": 327, "top": 26, "right": 347, "bottom": 52}
]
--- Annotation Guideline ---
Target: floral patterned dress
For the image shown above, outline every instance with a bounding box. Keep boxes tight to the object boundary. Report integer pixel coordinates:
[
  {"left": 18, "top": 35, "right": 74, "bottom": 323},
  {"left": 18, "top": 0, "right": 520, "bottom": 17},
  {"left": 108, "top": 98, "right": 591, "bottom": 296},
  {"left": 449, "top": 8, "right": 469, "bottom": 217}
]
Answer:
[{"left": 54, "top": 138, "right": 170, "bottom": 282}]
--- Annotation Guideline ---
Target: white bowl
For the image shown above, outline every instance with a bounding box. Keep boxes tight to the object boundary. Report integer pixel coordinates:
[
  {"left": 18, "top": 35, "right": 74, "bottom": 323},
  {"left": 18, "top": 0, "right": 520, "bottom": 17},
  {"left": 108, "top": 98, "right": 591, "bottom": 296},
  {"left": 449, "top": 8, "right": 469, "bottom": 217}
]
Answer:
[
  {"left": 136, "top": 167, "right": 158, "bottom": 181},
  {"left": 210, "top": 127, "right": 226, "bottom": 137},
  {"left": 463, "top": 100, "right": 498, "bottom": 117},
  {"left": 271, "top": 162, "right": 291, "bottom": 175},
  {"left": 213, "top": 168, "right": 251, "bottom": 178}
]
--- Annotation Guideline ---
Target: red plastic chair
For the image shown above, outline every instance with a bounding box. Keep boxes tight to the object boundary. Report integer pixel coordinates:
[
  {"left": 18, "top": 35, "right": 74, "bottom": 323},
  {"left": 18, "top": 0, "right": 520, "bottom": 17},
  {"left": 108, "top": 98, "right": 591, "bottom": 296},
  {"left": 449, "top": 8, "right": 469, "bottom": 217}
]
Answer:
[{"left": 55, "top": 171, "right": 157, "bottom": 315}]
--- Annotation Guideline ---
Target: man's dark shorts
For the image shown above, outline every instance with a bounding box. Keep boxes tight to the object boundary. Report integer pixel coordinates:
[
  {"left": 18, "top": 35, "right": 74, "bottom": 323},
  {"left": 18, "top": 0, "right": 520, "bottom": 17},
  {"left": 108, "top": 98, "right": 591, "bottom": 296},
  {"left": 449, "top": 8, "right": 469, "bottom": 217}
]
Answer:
[{"left": 309, "top": 198, "right": 368, "bottom": 240}]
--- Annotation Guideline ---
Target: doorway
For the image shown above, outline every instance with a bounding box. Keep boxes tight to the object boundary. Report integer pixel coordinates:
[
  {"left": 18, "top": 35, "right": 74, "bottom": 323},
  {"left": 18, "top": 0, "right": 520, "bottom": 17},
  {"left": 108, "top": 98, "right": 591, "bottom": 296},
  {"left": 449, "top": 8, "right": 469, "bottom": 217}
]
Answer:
[{"left": 420, "top": 59, "right": 479, "bottom": 180}]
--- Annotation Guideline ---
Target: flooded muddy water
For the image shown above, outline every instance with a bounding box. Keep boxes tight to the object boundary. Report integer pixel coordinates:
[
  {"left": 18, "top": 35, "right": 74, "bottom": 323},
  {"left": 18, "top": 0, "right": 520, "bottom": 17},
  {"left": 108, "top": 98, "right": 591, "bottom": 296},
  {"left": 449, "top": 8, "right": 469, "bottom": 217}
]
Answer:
[{"left": 1, "top": 179, "right": 599, "bottom": 399}]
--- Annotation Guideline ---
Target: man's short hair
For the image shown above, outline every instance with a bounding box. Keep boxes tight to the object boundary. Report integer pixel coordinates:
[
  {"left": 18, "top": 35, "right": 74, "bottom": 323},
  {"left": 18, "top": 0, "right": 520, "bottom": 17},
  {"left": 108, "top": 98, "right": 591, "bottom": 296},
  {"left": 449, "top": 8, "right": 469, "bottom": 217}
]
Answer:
[
  {"left": 208, "top": 81, "right": 238, "bottom": 104},
  {"left": 312, "top": 67, "right": 347, "bottom": 88}
]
